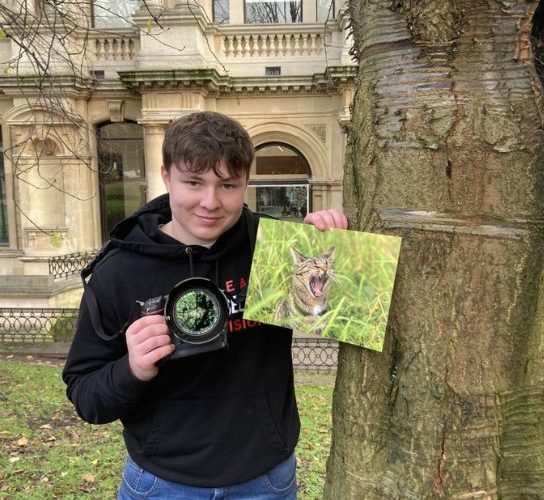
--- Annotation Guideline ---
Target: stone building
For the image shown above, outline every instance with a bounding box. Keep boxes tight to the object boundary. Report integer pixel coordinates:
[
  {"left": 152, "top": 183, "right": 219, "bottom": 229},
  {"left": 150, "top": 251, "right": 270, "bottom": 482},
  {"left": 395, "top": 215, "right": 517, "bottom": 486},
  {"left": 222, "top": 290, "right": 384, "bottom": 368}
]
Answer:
[{"left": 0, "top": 0, "right": 355, "bottom": 308}]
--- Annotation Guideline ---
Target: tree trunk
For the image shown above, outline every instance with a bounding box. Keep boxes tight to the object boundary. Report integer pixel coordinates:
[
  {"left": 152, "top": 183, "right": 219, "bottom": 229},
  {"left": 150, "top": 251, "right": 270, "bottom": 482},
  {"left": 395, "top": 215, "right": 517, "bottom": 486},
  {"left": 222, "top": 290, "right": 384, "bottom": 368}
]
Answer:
[{"left": 325, "top": 0, "right": 544, "bottom": 498}]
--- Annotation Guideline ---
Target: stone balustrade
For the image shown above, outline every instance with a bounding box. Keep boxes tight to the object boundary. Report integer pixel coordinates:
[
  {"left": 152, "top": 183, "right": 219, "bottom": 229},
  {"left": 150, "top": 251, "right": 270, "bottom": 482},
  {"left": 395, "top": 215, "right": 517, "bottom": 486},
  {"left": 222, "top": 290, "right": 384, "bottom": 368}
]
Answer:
[
  {"left": 80, "top": 24, "right": 339, "bottom": 64},
  {"left": 86, "top": 32, "right": 137, "bottom": 62},
  {"left": 219, "top": 28, "right": 329, "bottom": 58}
]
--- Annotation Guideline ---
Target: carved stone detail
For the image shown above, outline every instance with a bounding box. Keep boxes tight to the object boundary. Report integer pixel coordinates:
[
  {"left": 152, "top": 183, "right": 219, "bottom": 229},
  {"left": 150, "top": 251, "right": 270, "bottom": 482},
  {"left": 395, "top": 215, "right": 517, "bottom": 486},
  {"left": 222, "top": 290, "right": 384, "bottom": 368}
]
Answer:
[
  {"left": 107, "top": 99, "right": 125, "bottom": 123},
  {"left": 309, "top": 124, "right": 327, "bottom": 144}
]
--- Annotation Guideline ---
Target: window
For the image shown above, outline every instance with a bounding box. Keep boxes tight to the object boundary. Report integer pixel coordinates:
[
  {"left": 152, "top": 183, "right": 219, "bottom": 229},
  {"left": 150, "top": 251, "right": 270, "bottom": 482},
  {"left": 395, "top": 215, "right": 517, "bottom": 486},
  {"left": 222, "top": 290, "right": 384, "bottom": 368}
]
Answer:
[
  {"left": 251, "top": 184, "right": 309, "bottom": 220},
  {"left": 245, "top": 143, "right": 310, "bottom": 221},
  {"left": 316, "top": 0, "right": 334, "bottom": 22},
  {"left": 265, "top": 66, "right": 281, "bottom": 76},
  {"left": 97, "top": 122, "right": 145, "bottom": 240},
  {"left": 93, "top": 0, "right": 139, "bottom": 28},
  {"left": 89, "top": 70, "right": 105, "bottom": 79},
  {"left": 245, "top": 0, "right": 302, "bottom": 24},
  {"left": 0, "top": 127, "right": 7, "bottom": 245},
  {"left": 214, "top": 0, "right": 229, "bottom": 24}
]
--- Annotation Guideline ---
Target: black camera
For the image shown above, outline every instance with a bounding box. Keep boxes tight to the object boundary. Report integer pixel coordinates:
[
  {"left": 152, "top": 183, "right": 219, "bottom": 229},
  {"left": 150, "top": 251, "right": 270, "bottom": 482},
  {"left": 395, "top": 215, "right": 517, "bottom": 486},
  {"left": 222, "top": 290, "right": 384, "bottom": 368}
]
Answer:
[{"left": 139, "top": 277, "right": 229, "bottom": 360}]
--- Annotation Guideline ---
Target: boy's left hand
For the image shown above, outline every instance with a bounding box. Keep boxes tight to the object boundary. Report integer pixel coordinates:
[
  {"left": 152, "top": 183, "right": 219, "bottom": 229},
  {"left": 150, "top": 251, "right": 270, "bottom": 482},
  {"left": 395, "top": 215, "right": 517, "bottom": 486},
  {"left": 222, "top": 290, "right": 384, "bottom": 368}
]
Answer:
[{"left": 303, "top": 209, "right": 348, "bottom": 231}]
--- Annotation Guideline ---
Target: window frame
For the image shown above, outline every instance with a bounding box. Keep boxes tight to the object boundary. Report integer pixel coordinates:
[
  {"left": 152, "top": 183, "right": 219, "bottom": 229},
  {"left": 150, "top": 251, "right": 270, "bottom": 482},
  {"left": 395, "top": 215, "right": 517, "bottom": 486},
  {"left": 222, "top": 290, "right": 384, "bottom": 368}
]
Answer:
[
  {"left": 0, "top": 126, "right": 8, "bottom": 247},
  {"left": 213, "top": 0, "right": 230, "bottom": 24},
  {"left": 316, "top": 0, "right": 335, "bottom": 22},
  {"left": 244, "top": 0, "right": 303, "bottom": 24},
  {"left": 96, "top": 120, "right": 146, "bottom": 241},
  {"left": 91, "top": 0, "right": 139, "bottom": 29},
  {"left": 246, "top": 142, "right": 311, "bottom": 221}
]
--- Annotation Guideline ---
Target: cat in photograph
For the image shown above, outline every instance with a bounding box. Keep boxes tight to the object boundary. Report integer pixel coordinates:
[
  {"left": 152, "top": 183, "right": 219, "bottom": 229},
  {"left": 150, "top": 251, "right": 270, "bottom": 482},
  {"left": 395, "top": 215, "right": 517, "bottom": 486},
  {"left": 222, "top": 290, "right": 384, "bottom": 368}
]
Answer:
[{"left": 275, "top": 246, "right": 335, "bottom": 325}]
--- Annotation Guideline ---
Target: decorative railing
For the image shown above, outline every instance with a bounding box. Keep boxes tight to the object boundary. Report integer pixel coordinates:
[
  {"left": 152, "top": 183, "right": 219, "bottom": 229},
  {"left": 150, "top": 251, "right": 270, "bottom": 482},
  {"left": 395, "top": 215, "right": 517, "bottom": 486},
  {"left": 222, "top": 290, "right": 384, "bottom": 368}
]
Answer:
[
  {"left": 83, "top": 23, "right": 340, "bottom": 64},
  {"left": 0, "top": 308, "right": 338, "bottom": 370},
  {"left": 221, "top": 31, "right": 327, "bottom": 58},
  {"left": 292, "top": 337, "right": 338, "bottom": 371},
  {"left": 48, "top": 250, "right": 98, "bottom": 279},
  {"left": 86, "top": 32, "right": 137, "bottom": 62},
  {"left": 0, "top": 308, "right": 79, "bottom": 343}
]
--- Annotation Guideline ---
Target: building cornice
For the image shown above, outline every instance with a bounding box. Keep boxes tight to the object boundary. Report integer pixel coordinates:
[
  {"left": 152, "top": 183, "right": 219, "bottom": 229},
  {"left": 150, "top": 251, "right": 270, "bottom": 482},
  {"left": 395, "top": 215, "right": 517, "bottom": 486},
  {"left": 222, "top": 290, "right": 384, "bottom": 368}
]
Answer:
[
  {"left": 118, "top": 68, "right": 227, "bottom": 93},
  {"left": 118, "top": 66, "right": 357, "bottom": 96},
  {"left": 0, "top": 75, "right": 95, "bottom": 98}
]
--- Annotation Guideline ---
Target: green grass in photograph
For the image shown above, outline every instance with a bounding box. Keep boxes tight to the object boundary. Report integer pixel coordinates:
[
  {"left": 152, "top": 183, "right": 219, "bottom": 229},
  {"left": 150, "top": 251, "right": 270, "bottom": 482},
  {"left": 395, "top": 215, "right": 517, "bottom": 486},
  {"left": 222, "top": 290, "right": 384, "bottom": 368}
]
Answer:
[
  {"left": 245, "top": 219, "right": 401, "bottom": 351},
  {"left": 0, "top": 360, "right": 334, "bottom": 499}
]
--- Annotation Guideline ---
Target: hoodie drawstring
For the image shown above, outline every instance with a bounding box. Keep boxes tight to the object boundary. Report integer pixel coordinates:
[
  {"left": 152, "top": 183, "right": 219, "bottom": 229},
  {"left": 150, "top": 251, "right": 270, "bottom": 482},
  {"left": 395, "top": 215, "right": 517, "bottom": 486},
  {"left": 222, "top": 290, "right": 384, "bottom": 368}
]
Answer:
[
  {"left": 185, "top": 247, "right": 220, "bottom": 286},
  {"left": 185, "top": 247, "right": 194, "bottom": 277}
]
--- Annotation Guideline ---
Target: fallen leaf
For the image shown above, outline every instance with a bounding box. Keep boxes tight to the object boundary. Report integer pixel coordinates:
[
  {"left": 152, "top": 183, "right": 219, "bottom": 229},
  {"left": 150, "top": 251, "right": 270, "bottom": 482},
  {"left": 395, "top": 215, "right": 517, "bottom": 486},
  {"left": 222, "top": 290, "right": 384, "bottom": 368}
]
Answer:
[
  {"left": 81, "top": 473, "right": 95, "bottom": 483},
  {"left": 16, "top": 437, "right": 28, "bottom": 447},
  {"left": 9, "top": 457, "right": 20, "bottom": 463}
]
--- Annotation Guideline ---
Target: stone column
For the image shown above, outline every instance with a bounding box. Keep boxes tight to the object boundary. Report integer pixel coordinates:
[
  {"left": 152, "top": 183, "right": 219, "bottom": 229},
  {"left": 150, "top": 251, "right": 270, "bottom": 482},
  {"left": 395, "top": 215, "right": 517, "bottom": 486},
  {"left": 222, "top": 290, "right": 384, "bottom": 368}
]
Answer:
[
  {"left": 230, "top": 0, "right": 244, "bottom": 24},
  {"left": 303, "top": 0, "right": 317, "bottom": 22},
  {"left": 141, "top": 123, "right": 167, "bottom": 201},
  {"left": 327, "top": 180, "right": 343, "bottom": 212},
  {"left": 310, "top": 180, "right": 326, "bottom": 212},
  {"left": 310, "top": 180, "right": 343, "bottom": 212}
]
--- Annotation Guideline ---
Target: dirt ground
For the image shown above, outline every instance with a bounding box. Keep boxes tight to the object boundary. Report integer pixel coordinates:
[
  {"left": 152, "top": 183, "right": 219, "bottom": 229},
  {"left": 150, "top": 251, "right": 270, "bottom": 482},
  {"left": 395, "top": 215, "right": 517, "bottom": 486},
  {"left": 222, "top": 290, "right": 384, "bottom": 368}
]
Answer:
[{"left": 0, "top": 352, "right": 65, "bottom": 367}]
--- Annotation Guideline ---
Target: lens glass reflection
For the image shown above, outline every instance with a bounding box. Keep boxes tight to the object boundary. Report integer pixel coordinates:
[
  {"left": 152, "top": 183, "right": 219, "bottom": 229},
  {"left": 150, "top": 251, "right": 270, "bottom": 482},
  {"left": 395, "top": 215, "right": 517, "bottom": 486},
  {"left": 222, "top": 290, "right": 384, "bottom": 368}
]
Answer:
[{"left": 173, "top": 288, "right": 221, "bottom": 336}]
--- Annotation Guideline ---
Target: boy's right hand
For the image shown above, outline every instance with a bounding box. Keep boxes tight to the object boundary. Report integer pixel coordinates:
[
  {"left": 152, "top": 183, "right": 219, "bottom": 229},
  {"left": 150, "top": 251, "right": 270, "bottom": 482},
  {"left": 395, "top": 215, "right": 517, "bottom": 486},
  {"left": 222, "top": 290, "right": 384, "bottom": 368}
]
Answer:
[{"left": 125, "top": 315, "right": 175, "bottom": 381}]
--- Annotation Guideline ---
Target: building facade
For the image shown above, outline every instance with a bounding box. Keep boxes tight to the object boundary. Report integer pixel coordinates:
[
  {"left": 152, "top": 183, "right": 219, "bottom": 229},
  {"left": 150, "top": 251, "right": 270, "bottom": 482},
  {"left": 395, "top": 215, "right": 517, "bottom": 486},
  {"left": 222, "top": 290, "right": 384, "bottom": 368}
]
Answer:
[{"left": 0, "top": 0, "right": 355, "bottom": 308}]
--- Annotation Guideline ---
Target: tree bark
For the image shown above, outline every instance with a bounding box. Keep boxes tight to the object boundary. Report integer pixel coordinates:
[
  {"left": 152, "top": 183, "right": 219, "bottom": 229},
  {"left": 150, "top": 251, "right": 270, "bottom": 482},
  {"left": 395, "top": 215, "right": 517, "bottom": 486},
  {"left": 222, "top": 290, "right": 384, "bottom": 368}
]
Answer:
[{"left": 325, "top": 0, "right": 544, "bottom": 498}]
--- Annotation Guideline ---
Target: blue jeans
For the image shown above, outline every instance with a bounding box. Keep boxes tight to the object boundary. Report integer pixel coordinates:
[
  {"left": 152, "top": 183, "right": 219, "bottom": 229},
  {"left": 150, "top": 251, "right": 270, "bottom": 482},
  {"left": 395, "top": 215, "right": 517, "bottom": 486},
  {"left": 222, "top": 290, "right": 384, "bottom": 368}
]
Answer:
[{"left": 118, "top": 454, "right": 297, "bottom": 499}]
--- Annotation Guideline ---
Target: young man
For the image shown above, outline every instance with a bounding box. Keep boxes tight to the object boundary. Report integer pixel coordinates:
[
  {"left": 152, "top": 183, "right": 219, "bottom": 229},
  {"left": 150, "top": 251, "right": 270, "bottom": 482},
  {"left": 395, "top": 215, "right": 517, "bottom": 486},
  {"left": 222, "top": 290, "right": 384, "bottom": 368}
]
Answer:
[{"left": 63, "top": 111, "right": 347, "bottom": 499}]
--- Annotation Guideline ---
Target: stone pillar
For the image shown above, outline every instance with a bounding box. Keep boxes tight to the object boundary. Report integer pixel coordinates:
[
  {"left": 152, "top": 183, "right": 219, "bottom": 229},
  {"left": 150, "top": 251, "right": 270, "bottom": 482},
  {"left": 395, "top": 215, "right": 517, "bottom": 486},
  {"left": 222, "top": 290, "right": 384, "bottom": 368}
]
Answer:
[
  {"left": 341, "top": 15, "right": 355, "bottom": 65},
  {"left": 303, "top": 0, "right": 317, "bottom": 22},
  {"left": 328, "top": 180, "right": 343, "bottom": 212},
  {"left": 230, "top": 0, "right": 244, "bottom": 24},
  {"left": 310, "top": 180, "right": 326, "bottom": 212},
  {"left": 310, "top": 180, "right": 343, "bottom": 212},
  {"left": 141, "top": 123, "right": 167, "bottom": 201},
  {"left": 202, "top": 0, "right": 213, "bottom": 19}
]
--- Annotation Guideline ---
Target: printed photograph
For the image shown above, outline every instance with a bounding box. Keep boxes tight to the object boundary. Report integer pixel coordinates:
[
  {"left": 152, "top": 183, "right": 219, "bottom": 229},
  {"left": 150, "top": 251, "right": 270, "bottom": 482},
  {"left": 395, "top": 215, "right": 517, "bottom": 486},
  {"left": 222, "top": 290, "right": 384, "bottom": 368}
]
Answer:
[{"left": 243, "top": 218, "right": 402, "bottom": 351}]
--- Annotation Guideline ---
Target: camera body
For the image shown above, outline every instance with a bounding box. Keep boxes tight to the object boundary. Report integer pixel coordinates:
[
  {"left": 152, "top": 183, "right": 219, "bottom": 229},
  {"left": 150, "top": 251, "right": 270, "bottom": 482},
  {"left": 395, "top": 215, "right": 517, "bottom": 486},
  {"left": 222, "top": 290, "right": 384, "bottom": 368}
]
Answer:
[{"left": 139, "top": 277, "right": 229, "bottom": 361}]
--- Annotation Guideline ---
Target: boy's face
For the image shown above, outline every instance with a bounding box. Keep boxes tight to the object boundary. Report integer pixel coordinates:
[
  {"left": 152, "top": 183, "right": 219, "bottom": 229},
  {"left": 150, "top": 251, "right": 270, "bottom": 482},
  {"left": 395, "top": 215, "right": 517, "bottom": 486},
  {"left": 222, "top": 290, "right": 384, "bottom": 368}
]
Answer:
[{"left": 161, "top": 161, "right": 248, "bottom": 246}]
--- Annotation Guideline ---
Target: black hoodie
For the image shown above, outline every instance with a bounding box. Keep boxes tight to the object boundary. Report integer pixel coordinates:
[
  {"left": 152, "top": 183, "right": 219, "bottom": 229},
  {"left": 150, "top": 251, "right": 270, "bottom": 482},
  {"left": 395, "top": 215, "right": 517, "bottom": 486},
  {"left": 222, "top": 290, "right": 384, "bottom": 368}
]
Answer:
[{"left": 62, "top": 194, "right": 300, "bottom": 487}]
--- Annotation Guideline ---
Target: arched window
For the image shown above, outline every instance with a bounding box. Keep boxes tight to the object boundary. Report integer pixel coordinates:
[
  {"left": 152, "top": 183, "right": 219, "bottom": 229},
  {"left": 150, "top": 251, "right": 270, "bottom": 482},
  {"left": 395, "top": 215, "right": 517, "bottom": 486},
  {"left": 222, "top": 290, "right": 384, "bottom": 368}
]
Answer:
[
  {"left": 97, "top": 122, "right": 145, "bottom": 240},
  {"left": 246, "top": 142, "right": 310, "bottom": 221}
]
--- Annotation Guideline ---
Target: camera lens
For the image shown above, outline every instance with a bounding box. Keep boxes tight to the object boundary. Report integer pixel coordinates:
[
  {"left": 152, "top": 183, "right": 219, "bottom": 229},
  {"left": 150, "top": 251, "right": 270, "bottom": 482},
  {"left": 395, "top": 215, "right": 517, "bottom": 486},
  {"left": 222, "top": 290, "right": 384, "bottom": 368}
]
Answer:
[
  {"left": 164, "top": 278, "right": 229, "bottom": 344},
  {"left": 172, "top": 289, "right": 221, "bottom": 336}
]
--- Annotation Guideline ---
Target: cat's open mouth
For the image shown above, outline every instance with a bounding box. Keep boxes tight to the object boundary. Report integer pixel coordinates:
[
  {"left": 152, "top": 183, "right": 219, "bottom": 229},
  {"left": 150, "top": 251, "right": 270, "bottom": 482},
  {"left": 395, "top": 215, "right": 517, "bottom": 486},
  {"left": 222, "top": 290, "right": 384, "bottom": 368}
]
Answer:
[{"left": 310, "top": 275, "right": 328, "bottom": 297}]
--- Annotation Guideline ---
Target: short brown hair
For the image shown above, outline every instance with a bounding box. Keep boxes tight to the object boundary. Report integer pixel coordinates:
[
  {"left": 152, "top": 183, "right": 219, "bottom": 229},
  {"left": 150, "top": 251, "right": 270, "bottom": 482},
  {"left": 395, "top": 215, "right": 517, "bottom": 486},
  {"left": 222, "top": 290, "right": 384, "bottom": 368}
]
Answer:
[{"left": 162, "top": 111, "right": 255, "bottom": 178}]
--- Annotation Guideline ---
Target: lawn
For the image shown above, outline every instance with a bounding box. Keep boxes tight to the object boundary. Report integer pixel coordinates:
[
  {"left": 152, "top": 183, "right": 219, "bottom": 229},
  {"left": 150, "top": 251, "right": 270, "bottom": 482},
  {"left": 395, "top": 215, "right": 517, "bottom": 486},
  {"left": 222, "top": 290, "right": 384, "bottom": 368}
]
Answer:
[{"left": 0, "top": 358, "right": 334, "bottom": 499}]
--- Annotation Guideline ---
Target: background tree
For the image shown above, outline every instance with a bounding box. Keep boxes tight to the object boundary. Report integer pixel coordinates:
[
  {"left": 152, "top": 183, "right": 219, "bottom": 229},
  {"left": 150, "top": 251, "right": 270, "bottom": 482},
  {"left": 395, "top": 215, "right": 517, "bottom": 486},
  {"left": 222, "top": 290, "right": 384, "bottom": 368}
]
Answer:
[
  {"left": 0, "top": 0, "right": 178, "bottom": 232},
  {"left": 324, "top": 0, "right": 544, "bottom": 497}
]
